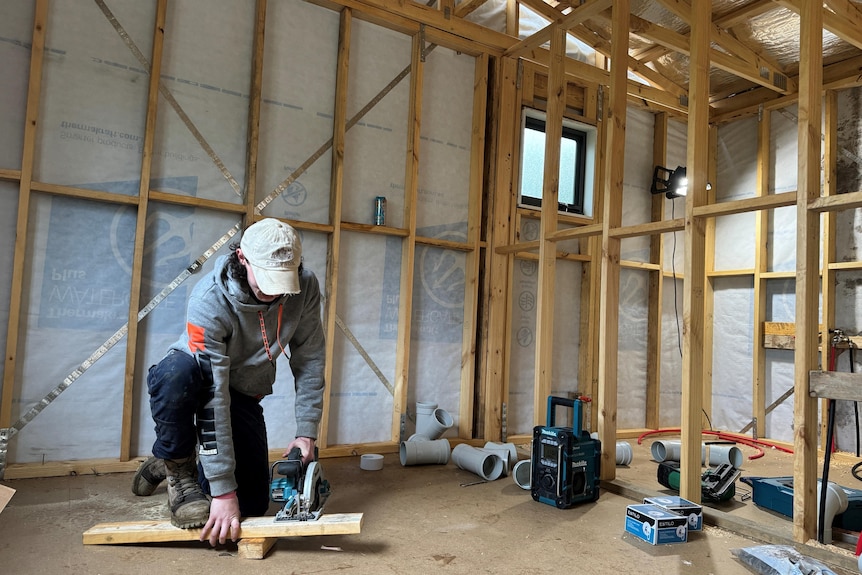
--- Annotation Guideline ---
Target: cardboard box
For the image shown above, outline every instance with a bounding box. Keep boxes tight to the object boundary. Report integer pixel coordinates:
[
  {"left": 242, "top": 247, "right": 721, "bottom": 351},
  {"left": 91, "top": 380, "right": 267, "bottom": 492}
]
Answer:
[
  {"left": 644, "top": 495, "right": 703, "bottom": 531},
  {"left": 625, "top": 504, "right": 688, "bottom": 545}
]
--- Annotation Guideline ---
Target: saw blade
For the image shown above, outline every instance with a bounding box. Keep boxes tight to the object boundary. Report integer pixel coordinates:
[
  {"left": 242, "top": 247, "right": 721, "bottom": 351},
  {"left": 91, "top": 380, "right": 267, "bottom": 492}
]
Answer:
[{"left": 302, "top": 461, "right": 323, "bottom": 513}]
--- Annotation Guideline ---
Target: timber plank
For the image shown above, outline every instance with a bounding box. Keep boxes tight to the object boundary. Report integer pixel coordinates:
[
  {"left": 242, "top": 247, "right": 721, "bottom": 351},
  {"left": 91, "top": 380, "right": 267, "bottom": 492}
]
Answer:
[
  {"left": 810, "top": 370, "right": 862, "bottom": 402},
  {"left": 237, "top": 537, "right": 277, "bottom": 560},
  {"left": 83, "top": 512, "right": 363, "bottom": 545}
]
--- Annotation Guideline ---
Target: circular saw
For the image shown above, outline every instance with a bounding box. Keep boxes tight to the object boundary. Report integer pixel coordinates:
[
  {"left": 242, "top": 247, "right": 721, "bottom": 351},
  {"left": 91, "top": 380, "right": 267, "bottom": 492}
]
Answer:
[{"left": 270, "top": 447, "right": 331, "bottom": 522}]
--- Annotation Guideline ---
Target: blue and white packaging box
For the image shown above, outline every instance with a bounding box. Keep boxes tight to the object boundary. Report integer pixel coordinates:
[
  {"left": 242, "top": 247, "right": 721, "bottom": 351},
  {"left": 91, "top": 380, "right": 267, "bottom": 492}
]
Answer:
[
  {"left": 644, "top": 495, "right": 703, "bottom": 532},
  {"left": 625, "top": 504, "right": 688, "bottom": 545}
]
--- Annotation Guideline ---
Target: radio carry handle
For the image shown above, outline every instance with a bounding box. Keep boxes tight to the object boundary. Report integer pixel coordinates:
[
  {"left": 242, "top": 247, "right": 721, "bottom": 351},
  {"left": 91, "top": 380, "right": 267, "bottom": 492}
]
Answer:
[{"left": 546, "top": 396, "right": 583, "bottom": 433}]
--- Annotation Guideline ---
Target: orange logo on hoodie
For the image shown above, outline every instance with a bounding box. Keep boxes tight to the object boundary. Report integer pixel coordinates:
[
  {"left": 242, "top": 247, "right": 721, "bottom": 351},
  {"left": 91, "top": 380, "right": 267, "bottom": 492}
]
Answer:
[{"left": 187, "top": 322, "right": 206, "bottom": 353}]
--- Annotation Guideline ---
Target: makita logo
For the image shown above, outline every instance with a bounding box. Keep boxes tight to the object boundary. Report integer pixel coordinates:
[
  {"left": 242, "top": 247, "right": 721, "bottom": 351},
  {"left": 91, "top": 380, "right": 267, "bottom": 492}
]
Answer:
[
  {"left": 573, "top": 460, "right": 587, "bottom": 468},
  {"left": 540, "top": 429, "right": 557, "bottom": 437}
]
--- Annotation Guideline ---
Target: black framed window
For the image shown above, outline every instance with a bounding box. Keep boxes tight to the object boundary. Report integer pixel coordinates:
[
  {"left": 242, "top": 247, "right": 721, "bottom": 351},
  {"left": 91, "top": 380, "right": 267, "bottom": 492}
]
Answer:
[{"left": 519, "top": 114, "right": 587, "bottom": 215}]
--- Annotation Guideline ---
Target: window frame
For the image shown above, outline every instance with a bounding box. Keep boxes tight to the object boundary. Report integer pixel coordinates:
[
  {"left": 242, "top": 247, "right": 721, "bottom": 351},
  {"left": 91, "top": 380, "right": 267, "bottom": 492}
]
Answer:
[{"left": 518, "top": 108, "right": 595, "bottom": 217}]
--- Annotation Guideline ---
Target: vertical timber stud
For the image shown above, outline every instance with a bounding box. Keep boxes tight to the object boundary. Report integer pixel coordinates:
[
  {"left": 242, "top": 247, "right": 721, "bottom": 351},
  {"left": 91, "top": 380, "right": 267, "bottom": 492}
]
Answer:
[
  {"left": 578, "top": 84, "right": 601, "bottom": 418},
  {"left": 245, "top": 0, "right": 267, "bottom": 224},
  {"left": 321, "top": 7, "right": 351, "bottom": 449},
  {"left": 532, "top": 24, "right": 565, "bottom": 427},
  {"left": 680, "top": 0, "right": 709, "bottom": 503},
  {"left": 647, "top": 112, "right": 668, "bottom": 430},
  {"left": 586, "top": 84, "right": 608, "bottom": 427},
  {"left": 505, "top": 0, "right": 518, "bottom": 37},
  {"left": 597, "top": 0, "right": 628, "bottom": 481},
  {"left": 2, "top": 0, "right": 48, "bottom": 435},
  {"left": 817, "top": 92, "right": 838, "bottom": 451},
  {"left": 702, "top": 126, "right": 718, "bottom": 427},
  {"left": 793, "top": 0, "right": 822, "bottom": 544},
  {"left": 392, "top": 32, "right": 423, "bottom": 441},
  {"left": 821, "top": 91, "right": 838, "bottom": 432},
  {"left": 483, "top": 56, "right": 518, "bottom": 441},
  {"left": 752, "top": 106, "right": 770, "bottom": 440},
  {"left": 459, "top": 52, "right": 488, "bottom": 440},
  {"left": 121, "top": 0, "right": 167, "bottom": 461}
]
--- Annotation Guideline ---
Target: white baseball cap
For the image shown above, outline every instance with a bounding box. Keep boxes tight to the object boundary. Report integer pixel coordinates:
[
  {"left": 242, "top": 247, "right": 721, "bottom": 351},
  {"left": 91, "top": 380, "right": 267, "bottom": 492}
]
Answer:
[{"left": 239, "top": 218, "right": 302, "bottom": 295}]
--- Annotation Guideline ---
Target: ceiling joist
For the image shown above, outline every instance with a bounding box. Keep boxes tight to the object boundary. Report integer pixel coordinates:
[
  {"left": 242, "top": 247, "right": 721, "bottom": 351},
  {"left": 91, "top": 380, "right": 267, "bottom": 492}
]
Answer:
[
  {"left": 454, "top": 0, "right": 490, "bottom": 18},
  {"left": 624, "top": 11, "right": 794, "bottom": 95},
  {"left": 778, "top": 0, "right": 862, "bottom": 52},
  {"left": 504, "top": 0, "right": 612, "bottom": 58},
  {"left": 714, "top": 0, "right": 776, "bottom": 28},
  {"left": 661, "top": 1, "right": 798, "bottom": 96}
]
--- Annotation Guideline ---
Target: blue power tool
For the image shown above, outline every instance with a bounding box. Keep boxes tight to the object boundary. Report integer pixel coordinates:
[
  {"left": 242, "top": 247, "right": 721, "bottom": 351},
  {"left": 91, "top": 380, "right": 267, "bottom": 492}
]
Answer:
[{"left": 269, "top": 447, "right": 331, "bottom": 522}]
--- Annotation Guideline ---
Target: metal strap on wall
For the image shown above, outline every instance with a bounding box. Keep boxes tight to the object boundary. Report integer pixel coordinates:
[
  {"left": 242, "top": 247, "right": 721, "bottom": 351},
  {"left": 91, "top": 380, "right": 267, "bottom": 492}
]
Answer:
[{"left": 96, "top": 0, "right": 244, "bottom": 197}]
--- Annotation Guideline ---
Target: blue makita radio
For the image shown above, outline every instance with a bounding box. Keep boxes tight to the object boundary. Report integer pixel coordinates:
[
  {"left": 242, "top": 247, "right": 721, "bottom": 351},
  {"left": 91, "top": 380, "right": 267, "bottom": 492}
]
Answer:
[{"left": 531, "top": 395, "right": 601, "bottom": 508}]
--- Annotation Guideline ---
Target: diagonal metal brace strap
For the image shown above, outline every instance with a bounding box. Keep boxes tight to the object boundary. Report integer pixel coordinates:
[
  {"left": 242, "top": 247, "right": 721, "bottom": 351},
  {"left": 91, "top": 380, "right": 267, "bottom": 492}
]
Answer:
[
  {"left": 334, "top": 315, "right": 394, "bottom": 397},
  {"left": 94, "top": 0, "right": 243, "bottom": 198},
  {"left": 0, "top": 223, "right": 241, "bottom": 478}
]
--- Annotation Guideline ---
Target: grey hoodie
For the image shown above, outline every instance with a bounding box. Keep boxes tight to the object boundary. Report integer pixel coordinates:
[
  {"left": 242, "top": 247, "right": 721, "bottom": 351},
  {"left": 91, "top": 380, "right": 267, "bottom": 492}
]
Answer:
[{"left": 169, "top": 254, "right": 326, "bottom": 497}]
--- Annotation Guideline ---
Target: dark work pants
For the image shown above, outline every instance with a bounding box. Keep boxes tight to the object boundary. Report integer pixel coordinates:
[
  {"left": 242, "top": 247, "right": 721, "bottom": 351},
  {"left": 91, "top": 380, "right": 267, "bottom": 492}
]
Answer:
[{"left": 147, "top": 350, "right": 271, "bottom": 517}]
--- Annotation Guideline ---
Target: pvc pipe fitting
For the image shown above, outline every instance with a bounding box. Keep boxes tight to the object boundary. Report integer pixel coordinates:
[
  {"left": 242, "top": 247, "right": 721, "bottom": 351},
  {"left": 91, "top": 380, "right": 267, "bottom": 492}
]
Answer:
[
  {"left": 512, "top": 459, "right": 531, "bottom": 490},
  {"left": 615, "top": 441, "right": 633, "bottom": 466},
  {"left": 480, "top": 446, "right": 512, "bottom": 476},
  {"left": 451, "top": 444, "right": 503, "bottom": 481},
  {"left": 360, "top": 453, "right": 384, "bottom": 471},
  {"left": 650, "top": 439, "right": 681, "bottom": 463},
  {"left": 483, "top": 441, "right": 518, "bottom": 469},
  {"left": 399, "top": 438, "right": 451, "bottom": 466},
  {"left": 818, "top": 481, "right": 849, "bottom": 545},
  {"left": 415, "top": 407, "right": 454, "bottom": 440},
  {"left": 416, "top": 401, "right": 437, "bottom": 412},
  {"left": 704, "top": 444, "right": 743, "bottom": 468}
]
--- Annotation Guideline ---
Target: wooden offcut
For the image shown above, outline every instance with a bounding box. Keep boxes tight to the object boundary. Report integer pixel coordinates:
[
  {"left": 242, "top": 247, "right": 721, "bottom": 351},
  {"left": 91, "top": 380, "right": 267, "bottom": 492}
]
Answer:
[
  {"left": 82, "top": 512, "right": 363, "bottom": 546},
  {"left": 0, "top": 484, "right": 14, "bottom": 515},
  {"left": 237, "top": 537, "right": 278, "bottom": 560}
]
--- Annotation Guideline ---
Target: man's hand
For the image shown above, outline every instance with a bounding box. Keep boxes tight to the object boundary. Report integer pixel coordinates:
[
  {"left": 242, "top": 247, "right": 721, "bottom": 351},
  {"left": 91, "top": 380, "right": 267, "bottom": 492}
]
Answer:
[
  {"left": 200, "top": 492, "right": 241, "bottom": 547},
  {"left": 285, "top": 436, "right": 316, "bottom": 464}
]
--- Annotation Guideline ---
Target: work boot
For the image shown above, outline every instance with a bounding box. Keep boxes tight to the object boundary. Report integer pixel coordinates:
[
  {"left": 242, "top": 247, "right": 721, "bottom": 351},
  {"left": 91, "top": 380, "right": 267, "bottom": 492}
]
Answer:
[
  {"left": 131, "top": 456, "right": 166, "bottom": 496},
  {"left": 164, "top": 456, "right": 210, "bottom": 528}
]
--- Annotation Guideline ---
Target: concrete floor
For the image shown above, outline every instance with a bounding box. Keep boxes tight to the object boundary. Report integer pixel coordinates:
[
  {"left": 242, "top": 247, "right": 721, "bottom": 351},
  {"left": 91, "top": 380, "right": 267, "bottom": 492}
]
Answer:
[{"left": 0, "top": 438, "right": 860, "bottom": 574}]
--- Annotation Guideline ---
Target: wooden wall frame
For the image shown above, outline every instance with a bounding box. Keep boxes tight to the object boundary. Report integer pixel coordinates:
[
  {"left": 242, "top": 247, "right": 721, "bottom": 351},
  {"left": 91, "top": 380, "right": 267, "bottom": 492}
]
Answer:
[{"left": 2, "top": 0, "right": 862, "bottom": 548}]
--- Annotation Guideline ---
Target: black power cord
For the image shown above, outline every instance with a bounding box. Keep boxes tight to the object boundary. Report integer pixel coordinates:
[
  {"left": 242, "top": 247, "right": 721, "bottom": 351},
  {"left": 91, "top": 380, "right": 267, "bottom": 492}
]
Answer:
[
  {"left": 819, "top": 394, "right": 836, "bottom": 544},
  {"left": 852, "top": 344, "right": 859, "bottom": 457}
]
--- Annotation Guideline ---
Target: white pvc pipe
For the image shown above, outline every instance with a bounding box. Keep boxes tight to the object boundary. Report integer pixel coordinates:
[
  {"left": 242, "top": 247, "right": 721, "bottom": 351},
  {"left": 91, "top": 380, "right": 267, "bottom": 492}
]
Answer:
[
  {"left": 704, "top": 444, "right": 743, "bottom": 468},
  {"left": 615, "top": 441, "right": 633, "bottom": 466},
  {"left": 480, "top": 446, "right": 511, "bottom": 476},
  {"left": 416, "top": 407, "right": 454, "bottom": 440},
  {"left": 512, "top": 459, "right": 531, "bottom": 490},
  {"left": 818, "top": 481, "right": 849, "bottom": 545},
  {"left": 589, "top": 433, "right": 632, "bottom": 466},
  {"left": 650, "top": 440, "right": 743, "bottom": 468},
  {"left": 650, "top": 439, "right": 681, "bottom": 463},
  {"left": 416, "top": 401, "right": 437, "bottom": 412},
  {"left": 483, "top": 441, "right": 518, "bottom": 468},
  {"left": 399, "top": 438, "right": 451, "bottom": 466},
  {"left": 451, "top": 444, "right": 503, "bottom": 481},
  {"left": 413, "top": 401, "right": 437, "bottom": 439}
]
